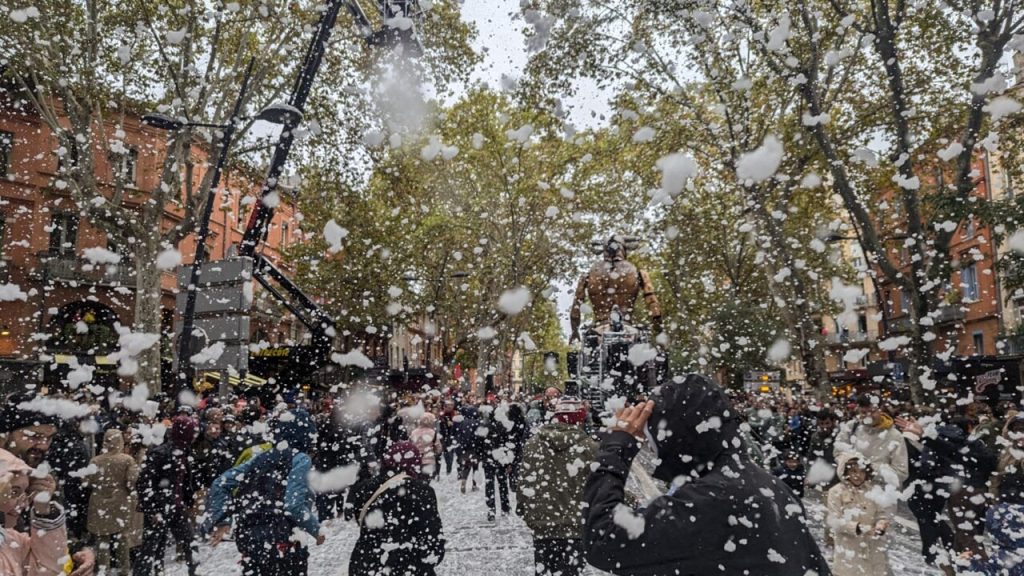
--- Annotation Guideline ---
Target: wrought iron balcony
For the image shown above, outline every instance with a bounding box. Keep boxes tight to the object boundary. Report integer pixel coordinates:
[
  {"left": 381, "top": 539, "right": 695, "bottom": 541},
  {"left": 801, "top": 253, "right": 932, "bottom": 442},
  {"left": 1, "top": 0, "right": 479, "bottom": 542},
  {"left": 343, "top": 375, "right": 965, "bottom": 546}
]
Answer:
[
  {"left": 35, "top": 252, "right": 136, "bottom": 287},
  {"left": 826, "top": 331, "right": 876, "bottom": 345},
  {"left": 854, "top": 294, "right": 877, "bottom": 308},
  {"left": 933, "top": 305, "right": 966, "bottom": 324}
]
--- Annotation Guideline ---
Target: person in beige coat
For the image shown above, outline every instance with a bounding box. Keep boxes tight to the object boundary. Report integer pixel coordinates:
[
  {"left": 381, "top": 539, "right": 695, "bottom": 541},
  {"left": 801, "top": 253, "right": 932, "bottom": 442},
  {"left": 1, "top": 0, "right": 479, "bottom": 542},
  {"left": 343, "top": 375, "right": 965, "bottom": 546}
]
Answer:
[
  {"left": 87, "top": 428, "right": 139, "bottom": 574},
  {"left": 828, "top": 452, "right": 893, "bottom": 576}
]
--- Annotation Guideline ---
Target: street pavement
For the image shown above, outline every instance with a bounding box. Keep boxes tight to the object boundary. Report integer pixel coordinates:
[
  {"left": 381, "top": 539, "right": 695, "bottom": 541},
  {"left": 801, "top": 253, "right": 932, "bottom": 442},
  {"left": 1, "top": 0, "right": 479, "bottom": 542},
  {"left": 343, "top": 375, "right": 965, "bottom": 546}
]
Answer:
[{"left": 166, "top": 455, "right": 943, "bottom": 575}]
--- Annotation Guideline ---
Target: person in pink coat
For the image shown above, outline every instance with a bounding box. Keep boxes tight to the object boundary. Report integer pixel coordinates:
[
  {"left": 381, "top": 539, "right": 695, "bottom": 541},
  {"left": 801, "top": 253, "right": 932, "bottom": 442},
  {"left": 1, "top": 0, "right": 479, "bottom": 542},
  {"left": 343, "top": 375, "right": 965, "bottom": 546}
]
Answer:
[
  {"left": 1, "top": 448, "right": 70, "bottom": 575},
  {"left": 410, "top": 413, "right": 443, "bottom": 479}
]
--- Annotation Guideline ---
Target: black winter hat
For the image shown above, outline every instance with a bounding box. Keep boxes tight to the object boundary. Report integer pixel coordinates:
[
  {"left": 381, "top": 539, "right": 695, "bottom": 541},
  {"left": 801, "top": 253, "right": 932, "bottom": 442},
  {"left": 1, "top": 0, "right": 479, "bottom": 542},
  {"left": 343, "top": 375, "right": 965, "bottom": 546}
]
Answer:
[{"left": 0, "top": 393, "right": 62, "bottom": 434}]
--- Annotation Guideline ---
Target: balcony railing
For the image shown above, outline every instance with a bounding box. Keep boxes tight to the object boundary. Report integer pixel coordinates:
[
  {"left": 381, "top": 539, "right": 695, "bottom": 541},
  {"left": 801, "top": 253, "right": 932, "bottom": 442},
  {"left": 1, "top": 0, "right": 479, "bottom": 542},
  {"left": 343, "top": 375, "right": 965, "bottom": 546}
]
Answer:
[
  {"left": 888, "top": 316, "right": 914, "bottom": 334},
  {"left": 854, "top": 294, "right": 877, "bottom": 308},
  {"left": 934, "top": 305, "right": 966, "bottom": 324},
  {"left": 826, "top": 331, "right": 876, "bottom": 345},
  {"left": 35, "top": 252, "right": 136, "bottom": 287}
]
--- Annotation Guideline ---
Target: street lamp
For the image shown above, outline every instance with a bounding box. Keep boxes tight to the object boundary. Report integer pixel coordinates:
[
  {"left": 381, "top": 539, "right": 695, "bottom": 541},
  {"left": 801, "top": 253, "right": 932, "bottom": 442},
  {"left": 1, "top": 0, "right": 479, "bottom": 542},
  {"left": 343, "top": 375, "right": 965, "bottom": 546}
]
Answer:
[{"left": 146, "top": 60, "right": 293, "bottom": 393}]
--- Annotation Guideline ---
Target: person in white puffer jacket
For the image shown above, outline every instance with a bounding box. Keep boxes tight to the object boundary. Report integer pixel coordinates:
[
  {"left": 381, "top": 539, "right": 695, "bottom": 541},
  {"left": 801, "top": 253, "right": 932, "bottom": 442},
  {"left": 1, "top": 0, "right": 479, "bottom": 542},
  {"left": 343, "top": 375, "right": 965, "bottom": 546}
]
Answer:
[
  {"left": 828, "top": 452, "right": 893, "bottom": 576},
  {"left": 833, "top": 395, "right": 909, "bottom": 497}
]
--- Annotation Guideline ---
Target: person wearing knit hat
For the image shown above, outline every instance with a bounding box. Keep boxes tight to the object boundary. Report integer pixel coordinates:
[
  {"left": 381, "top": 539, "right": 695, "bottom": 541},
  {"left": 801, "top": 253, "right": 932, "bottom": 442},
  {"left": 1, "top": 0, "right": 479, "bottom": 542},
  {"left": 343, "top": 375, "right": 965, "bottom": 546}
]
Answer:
[
  {"left": 517, "top": 395, "right": 597, "bottom": 576},
  {"left": 0, "top": 396, "right": 61, "bottom": 468}
]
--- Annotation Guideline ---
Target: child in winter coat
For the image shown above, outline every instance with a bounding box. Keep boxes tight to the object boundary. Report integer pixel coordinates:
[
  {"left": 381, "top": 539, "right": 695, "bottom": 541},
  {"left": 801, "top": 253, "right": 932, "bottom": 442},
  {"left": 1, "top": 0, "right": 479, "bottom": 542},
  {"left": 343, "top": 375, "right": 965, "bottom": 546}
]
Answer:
[
  {"left": 0, "top": 449, "right": 70, "bottom": 575},
  {"left": 827, "top": 452, "right": 893, "bottom": 576},
  {"left": 772, "top": 451, "right": 807, "bottom": 499},
  {"left": 410, "top": 414, "right": 443, "bottom": 479}
]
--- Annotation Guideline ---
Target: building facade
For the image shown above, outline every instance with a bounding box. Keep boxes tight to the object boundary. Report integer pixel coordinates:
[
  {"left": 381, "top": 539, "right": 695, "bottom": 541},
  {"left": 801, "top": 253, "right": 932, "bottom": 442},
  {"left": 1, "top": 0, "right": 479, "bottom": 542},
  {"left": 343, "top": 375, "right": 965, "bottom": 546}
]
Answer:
[{"left": 0, "top": 97, "right": 302, "bottom": 394}]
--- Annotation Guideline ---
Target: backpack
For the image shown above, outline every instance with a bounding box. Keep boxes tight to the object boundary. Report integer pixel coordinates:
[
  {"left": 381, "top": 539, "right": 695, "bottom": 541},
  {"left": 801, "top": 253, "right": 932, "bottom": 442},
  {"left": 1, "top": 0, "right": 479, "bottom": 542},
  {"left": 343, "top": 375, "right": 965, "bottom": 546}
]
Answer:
[{"left": 232, "top": 450, "right": 295, "bottom": 541}]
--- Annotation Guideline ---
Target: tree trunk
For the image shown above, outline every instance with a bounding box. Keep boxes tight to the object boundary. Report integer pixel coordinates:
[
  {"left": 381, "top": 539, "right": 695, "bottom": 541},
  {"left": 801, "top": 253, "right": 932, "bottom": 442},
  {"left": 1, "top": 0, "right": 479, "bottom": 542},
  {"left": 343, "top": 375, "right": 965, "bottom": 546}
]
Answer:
[
  {"left": 906, "top": 291, "right": 933, "bottom": 405},
  {"left": 133, "top": 234, "right": 165, "bottom": 396}
]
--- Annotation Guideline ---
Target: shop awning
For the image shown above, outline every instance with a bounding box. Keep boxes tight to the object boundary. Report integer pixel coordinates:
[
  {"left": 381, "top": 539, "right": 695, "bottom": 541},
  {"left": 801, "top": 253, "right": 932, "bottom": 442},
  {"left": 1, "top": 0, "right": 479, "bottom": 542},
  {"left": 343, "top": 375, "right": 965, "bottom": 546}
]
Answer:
[
  {"left": 194, "top": 371, "right": 268, "bottom": 392},
  {"left": 48, "top": 354, "right": 116, "bottom": 365}
]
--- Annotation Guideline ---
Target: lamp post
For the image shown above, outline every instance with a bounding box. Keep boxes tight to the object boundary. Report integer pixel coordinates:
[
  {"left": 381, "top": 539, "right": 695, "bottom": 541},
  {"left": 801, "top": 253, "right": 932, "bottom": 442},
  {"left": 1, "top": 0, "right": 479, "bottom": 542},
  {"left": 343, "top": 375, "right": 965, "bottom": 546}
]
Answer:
[{"left": 144, "top": 60, "right": 294, "bottom": 393}]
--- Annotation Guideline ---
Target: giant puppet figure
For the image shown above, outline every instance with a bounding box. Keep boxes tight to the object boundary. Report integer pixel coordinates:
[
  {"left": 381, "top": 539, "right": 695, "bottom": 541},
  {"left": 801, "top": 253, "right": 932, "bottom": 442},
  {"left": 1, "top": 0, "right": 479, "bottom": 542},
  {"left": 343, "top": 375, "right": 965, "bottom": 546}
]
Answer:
[{"left": 569, "top": 235, "right": 662, "bottom": 343}]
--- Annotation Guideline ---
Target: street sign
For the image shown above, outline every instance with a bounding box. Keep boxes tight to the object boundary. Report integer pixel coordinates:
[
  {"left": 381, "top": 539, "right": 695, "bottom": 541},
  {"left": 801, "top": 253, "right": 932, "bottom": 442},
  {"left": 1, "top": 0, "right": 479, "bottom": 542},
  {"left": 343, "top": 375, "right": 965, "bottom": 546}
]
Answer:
[
  {"left": 190, "top": 343, "right": 249, "bottom": 372},
  {"left": 177, "top": 257, "right": 253, "bottom": 287},
  {"left": 174, "top": 285, "right": 252, "bottom": 315},
  {"left": 173, "top": 316, "right": 250, "bottom": 343},
  {"left": 175, "top": 257, "right": 253, "bottom": 376}
]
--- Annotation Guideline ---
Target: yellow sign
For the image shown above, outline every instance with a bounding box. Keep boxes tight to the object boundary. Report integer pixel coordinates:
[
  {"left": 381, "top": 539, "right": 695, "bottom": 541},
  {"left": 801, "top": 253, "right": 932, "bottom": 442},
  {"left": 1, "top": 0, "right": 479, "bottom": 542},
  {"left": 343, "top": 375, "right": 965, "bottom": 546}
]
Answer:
[{"left": 254, "top": 348, "right": 290, "bottom": 358}]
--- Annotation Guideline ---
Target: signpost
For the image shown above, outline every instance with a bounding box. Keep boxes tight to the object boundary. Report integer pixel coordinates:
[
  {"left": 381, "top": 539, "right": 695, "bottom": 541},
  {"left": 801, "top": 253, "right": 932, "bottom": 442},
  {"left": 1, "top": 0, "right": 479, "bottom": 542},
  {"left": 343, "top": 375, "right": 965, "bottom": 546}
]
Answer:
[{"left": 174, "top": 257, "right": 253, "bottom": 396}]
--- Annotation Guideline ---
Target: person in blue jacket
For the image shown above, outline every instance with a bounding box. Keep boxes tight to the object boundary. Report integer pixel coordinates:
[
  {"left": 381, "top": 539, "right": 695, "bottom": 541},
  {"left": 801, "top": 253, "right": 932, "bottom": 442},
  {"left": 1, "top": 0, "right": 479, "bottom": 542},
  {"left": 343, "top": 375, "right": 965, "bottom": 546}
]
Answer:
[
  {"left": 201, "top": 408, "right": 325, "bottom": 576},
  {"left": 966, "top": 453, "right": 1024, "bottom": 575}
]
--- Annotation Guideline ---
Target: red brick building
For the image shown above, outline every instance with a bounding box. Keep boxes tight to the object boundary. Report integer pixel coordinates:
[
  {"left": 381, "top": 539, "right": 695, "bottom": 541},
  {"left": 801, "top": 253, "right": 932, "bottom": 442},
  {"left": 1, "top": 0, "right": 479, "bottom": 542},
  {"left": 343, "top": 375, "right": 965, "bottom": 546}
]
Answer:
[
  {"left": 870, "top": 159, "right": 1002, "bottom": 378},
  {"left": 0, "top": 96, "right": 302, "bottom": 393}
]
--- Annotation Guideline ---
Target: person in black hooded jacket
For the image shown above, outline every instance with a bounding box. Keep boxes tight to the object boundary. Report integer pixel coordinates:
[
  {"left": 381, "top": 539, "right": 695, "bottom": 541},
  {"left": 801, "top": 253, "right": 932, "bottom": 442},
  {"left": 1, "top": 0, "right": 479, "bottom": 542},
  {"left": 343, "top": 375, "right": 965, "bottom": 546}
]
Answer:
[
  {"left": 583, "top": 374, "right": 831, "bottom": 576},
  {"left": 135, "top": 414, "right": 200, "bottom": 576},
  {"left": 348, "top": 440, "right": 446, "bottom": 576}
]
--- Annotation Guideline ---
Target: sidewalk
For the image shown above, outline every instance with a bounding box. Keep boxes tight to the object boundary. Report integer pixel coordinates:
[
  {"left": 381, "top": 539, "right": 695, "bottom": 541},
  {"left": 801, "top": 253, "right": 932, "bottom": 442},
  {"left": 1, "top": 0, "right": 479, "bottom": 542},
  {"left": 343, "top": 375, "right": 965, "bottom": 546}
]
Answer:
[{"left": 169, "top": 453, "right": 942, "bottom": 575}]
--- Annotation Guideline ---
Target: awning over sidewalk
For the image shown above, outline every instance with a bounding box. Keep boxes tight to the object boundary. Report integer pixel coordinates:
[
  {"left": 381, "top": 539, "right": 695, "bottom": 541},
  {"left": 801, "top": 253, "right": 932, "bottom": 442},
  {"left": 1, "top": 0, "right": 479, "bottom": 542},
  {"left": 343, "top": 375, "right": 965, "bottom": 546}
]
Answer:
[{"left": 194, "top": 371, "right": 268, "bottom": 392}]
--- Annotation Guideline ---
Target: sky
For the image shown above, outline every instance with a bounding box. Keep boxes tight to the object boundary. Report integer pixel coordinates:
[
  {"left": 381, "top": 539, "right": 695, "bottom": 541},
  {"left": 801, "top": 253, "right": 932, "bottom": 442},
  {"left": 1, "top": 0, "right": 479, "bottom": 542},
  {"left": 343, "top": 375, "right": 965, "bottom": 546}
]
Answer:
[{"left": 458, "top": 1, "right": 609, "bottom": 340}]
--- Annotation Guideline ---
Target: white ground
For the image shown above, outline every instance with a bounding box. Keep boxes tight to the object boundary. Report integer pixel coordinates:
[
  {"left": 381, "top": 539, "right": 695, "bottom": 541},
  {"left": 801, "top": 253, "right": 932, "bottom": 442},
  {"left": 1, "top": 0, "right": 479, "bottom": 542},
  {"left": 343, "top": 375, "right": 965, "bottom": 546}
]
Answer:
[{"left": 165, "top": 461, "right": 943, "bottom": 576}]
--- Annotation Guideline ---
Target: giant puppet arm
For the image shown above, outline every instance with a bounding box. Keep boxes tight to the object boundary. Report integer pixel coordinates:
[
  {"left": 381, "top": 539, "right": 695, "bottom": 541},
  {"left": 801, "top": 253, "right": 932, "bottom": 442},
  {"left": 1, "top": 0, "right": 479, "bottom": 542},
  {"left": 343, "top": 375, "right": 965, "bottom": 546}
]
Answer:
[{"left": 639, "top": 268, "right": 662, "bottom": 335}]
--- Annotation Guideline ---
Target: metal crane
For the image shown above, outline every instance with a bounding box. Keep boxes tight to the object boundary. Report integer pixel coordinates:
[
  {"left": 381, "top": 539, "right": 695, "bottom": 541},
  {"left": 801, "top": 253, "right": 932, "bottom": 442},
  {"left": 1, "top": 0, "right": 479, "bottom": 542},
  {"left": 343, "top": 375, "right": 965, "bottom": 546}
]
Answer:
[{"left": 239, "top": 0, "right": 426, "bottom": 370}]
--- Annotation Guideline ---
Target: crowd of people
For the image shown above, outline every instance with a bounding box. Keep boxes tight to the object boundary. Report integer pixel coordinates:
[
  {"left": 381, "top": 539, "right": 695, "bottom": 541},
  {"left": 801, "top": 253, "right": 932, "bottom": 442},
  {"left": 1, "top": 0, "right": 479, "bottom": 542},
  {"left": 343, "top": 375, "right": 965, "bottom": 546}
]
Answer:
[
  {"left": 734, "top": 390, "right": 1024, "bottom": 576},
  {"left": 0, "top": 375, "right": 1021, "bottom": 576}
]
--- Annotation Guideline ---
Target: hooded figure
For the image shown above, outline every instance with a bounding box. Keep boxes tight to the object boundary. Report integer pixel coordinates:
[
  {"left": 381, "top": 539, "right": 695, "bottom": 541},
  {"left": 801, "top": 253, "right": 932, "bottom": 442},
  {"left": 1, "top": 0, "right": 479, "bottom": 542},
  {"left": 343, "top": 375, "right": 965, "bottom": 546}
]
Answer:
[
  {"left": 517, "top": 397, "right": 598, "bottom": 576},
  {"left": 136, "top": 414, "right": 200, "bottom": 576},
  {"left": 88, "top": 428, "right": 139, "bottom": 573},
  {"left": 583, "top": 374, "right": 830, "bottom": 576},
  {"left": 827, "top": 453, "right": 891, "bottom": 576},
  {"left": 202, "top": 408, "right": 321, "bottom": 576},
  {"left": 348, "top": 441, "right": 446, "bottom": 576},
  {"left": 453, "top": 405, "right": 481, "bottom": 492}
]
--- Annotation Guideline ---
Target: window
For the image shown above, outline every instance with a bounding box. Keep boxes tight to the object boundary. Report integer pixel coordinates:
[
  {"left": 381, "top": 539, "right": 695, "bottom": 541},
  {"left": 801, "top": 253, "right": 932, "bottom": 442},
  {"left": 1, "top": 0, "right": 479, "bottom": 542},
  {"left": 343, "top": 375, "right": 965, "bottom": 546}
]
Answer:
[
  {"left": 964, "top": 216, "right": 976, "bottom": 239},
  {"left": 238, "top": 196, "right": 247, "bottom": 229},
  {"left": 900, "top": 290, "right": 911, "bottom": 315},
  {"left": 0, "top": 213, "right": 6, "bottom": 260},
  {"left": 1004, "top": 168, "right": 1014, "bottom": 198},
  {"left": 973, "top": 332, "right": 985, "bottom": 356},
  {"left": 56, "top": 142, "right": 79, "bottom": 174},
  {"left": 961, "top": 263, "right": 979, "bottom": 301},
  {"left": 48, "top": 213, "right": 79, "bottom": 256},
  {"left": 858, "top": 314, "right": 868, "bottom": 334},
  {"left": 281, "top": 222, "right": 289, "bottom": 248},
  {"left": 110, "top": 147, "right": 138, "bottom": 186},
  {"left": 0, "top": 131, "right": 12, "bottom": 178}
]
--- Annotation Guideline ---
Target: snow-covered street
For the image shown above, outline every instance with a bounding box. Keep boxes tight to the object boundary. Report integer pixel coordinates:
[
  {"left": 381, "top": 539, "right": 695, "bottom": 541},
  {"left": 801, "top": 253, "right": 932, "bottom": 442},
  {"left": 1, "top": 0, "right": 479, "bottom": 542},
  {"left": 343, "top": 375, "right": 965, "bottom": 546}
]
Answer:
[{"left": 165, "top": 461, "right": 944, "bottom": 576}]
